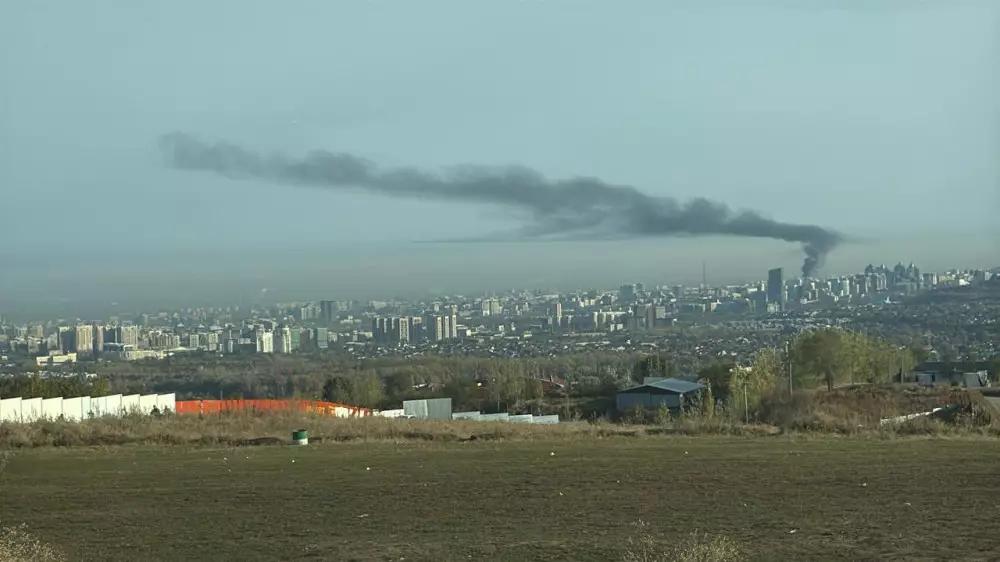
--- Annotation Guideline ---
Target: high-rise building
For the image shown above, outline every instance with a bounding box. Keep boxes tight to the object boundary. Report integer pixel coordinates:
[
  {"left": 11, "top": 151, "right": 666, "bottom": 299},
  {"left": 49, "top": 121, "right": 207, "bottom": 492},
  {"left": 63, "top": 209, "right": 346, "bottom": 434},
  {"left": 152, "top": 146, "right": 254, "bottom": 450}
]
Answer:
[
  {"left": 92, "top": 323, "right": 104, "bottom": 357},
  {"left": 425, "top": 314, "right": 444, "bottom": 341},
  {"left": 767, "top": 268, "right": 785, "bottom": 311},
  {"left": 254, "top": 329, "right": 274, "bottom": 353},
  {"left": 319, "top": 301, "right": 336, "bottom": 323},
  {"left": 58, "top": 327, "right": 75, "bottom": 354},
  {"left": 313, "top": 327, "right": 329, "bottom": 350}
]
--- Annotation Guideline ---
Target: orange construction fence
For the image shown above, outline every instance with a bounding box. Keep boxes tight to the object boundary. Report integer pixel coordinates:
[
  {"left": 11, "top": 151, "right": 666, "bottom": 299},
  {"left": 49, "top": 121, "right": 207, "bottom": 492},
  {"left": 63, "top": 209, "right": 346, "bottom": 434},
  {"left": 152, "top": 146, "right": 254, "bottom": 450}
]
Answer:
[{"left": 174, "top": 399, "right": 371, "bottom": 417}]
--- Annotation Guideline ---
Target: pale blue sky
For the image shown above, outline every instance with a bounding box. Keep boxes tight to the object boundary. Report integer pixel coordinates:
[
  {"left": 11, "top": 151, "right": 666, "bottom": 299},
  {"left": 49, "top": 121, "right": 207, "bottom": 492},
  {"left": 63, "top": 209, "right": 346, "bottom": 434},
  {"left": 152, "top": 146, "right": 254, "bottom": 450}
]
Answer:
[{"left": 1, "top": 1, "right": 997, "bottom": 312}]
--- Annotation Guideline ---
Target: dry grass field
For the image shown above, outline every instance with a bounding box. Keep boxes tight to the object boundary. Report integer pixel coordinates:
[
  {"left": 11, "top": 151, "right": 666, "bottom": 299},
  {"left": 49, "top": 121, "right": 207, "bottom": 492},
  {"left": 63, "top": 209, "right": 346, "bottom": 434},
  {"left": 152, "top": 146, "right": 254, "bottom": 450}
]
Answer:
[{"left": 2, "top": 436, "right": 1000, "bottom": 561}]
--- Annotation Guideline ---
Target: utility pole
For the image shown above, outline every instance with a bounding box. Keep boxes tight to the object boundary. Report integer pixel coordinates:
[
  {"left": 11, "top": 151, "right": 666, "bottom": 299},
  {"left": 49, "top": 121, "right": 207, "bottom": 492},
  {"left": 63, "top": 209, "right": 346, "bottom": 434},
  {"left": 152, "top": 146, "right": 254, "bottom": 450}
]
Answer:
[
  {"left": 786, "top": 341, "right": 793, "bottom": 397},
  {"left": 899, "top": 347, "right": 905, "bottom": 384},
  {"left": 743, "top": 379, "right": 749, "bottom": 424}
]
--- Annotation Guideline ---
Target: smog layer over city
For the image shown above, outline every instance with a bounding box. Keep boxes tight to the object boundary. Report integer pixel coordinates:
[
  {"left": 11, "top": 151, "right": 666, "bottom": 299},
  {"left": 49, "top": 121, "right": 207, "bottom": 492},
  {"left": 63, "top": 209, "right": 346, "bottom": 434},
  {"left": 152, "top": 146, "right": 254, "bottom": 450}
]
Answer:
[{"left": 1, "top": 2, "right": 999, "bottom": 561}]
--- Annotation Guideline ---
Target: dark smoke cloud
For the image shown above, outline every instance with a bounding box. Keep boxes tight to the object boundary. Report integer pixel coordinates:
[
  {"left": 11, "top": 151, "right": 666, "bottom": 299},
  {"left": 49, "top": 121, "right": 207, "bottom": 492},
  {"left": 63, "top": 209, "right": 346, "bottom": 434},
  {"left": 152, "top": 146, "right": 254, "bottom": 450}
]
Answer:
[{"left": 159, "top": 132, "right": 842, "bottom": 277}]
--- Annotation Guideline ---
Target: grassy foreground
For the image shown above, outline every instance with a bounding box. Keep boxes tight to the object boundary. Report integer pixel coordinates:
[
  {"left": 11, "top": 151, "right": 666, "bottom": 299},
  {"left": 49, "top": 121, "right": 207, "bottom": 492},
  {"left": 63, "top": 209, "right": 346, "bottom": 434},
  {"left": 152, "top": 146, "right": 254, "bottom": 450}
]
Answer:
[{"left": 3, "top": 438, "right": 1000, "bottom": 561}]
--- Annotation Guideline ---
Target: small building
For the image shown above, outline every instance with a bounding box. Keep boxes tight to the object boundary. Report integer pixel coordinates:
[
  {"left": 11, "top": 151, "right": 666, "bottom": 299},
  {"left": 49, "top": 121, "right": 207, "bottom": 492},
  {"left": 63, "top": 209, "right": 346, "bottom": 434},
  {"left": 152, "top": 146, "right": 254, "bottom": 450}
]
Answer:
[{"left": 616, "top": 378, "right": 706, "bottom": 412}]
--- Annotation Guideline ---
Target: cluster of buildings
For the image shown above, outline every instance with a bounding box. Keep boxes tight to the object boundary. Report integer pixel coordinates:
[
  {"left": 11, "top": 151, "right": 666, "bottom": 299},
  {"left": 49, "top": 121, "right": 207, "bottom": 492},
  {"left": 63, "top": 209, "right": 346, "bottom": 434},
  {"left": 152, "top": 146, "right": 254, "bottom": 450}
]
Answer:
[
  {"left": 370, "top": 311, "right": 462, "bottom": 345},
  {"left": 1, "top": 263, "right": 992, "bottom": 363}
]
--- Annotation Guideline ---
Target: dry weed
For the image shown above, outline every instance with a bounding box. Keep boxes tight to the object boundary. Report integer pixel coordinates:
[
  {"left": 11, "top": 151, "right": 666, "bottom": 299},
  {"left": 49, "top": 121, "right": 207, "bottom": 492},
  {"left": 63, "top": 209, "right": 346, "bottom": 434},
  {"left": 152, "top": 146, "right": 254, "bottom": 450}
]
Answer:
[
  {"left": 0, "top": 524, "right": 64, "bottom": 562},
  {"left": 623, "top": 520, "right": 744, "bottom": 562}
]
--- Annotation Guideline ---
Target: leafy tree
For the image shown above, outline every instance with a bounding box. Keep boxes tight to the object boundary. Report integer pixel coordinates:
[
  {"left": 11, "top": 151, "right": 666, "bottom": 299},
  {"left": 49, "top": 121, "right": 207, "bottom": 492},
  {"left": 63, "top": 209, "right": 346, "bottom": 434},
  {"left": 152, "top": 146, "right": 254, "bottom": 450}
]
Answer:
[
  {"left": 697, "top": 362, "right": 736, "bottom": 402},
  {"left": 631, "top": 354, "right": 676, "bottom": 384},
  {"left": 349, "top": 370, "right": 384, "bottom": 409},
  {"left": 322, "top": 375, "right": 352, "bottom": 404}
]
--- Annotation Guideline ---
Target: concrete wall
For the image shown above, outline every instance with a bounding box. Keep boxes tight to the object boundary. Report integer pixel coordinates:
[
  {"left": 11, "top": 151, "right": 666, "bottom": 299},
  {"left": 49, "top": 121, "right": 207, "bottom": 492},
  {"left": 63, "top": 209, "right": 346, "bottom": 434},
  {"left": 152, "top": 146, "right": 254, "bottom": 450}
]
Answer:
[{"left": 0, "top": 394, "right": 179, "bottom": 424}]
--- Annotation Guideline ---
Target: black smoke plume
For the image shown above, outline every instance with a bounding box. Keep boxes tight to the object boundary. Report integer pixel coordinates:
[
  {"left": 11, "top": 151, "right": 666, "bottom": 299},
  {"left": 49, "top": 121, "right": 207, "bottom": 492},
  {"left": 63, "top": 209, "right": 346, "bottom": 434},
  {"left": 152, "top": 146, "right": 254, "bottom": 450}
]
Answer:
[{"left": 159, "top": 132, "right": 842, "bottom": 277}]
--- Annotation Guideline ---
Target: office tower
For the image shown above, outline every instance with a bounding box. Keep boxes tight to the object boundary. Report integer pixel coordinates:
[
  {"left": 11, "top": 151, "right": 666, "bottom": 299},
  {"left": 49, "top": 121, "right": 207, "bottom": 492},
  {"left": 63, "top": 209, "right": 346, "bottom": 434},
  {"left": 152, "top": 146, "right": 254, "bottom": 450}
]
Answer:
[
  {"left": 59, "top": 327, "right": 76, "bottom": 354},
  {"left": 767, "top": 267, "right": 785, "bottom": 310},
  {"left": 555, "top": 302, "right": 563, "bottom": 318},
  {"left": 619, "top": 284, "right": 636, "bottom": 302},
  {"left": 319, "top": 300, "right": 336, "bottom": 323},
  {"left": 767, "top": 268, "right": 785, "bottom": 311},
  {"left": 442, "top": 315, "right": 452, "bottom": 339}
]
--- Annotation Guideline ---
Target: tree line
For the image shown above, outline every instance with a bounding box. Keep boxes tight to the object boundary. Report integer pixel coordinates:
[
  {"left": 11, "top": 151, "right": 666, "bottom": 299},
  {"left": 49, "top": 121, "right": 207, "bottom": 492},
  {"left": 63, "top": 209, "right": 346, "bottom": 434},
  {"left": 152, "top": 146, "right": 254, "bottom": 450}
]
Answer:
[{"left": 5, "top": 328, "right": 993, "bottom": 417}]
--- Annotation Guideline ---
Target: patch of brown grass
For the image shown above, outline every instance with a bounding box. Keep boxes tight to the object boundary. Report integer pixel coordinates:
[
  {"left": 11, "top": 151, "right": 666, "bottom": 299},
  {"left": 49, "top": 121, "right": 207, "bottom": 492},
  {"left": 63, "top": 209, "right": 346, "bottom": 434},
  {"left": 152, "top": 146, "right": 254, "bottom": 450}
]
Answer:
[
  {"left": 623, "top": 520, "right": 744, "bottom": 562},
  {"left": 0, "top": 525, "right": 64, "bottom": 562},
  {"left": 758, "top": 386, "right": 970, "bottom": 434}
]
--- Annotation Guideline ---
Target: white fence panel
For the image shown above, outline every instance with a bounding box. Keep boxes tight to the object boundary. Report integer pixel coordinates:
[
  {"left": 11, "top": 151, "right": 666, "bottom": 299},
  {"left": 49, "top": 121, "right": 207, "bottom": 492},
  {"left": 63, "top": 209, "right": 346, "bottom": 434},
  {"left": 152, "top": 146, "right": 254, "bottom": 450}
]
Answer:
[
  {"left": 156, "top": 393, "right": 176, "bottom": 412},
  {"left": 533, "top": 415, "right": 560, "bottom": 424},
  {"left": 509, "top": 414, "right": 534, "bottom": 423},
  {"left": 89, "top": 394, "right": 122, "bottom": 418},
  {"left": 137, "top": 394, "right": 158, "bottom": 415},
  {"left": 120, "top": 394, "right": 140, "bottom": 414},
  {"left": 21, "top": 398, "right": 42, "bottom": 422},
  {"left": 0, "top": 397, "right": 22, "bottom": 422},
  {"left": 62, "top": 397, "right": 91, "bottom": 422},
  {"left": 375, "top": 409, "right": 405, "bottom": 418},
  {"left": 41, "top": 398, "right": 63, "bottom": 420}
]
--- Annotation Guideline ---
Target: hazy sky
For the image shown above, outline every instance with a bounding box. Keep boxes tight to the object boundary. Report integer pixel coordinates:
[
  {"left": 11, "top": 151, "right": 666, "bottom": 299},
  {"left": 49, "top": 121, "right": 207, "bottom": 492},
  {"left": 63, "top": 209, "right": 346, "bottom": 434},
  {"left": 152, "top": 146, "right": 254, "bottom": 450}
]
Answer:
[{"left": 1, "top": 1, "right": 998, "bottom": 314}]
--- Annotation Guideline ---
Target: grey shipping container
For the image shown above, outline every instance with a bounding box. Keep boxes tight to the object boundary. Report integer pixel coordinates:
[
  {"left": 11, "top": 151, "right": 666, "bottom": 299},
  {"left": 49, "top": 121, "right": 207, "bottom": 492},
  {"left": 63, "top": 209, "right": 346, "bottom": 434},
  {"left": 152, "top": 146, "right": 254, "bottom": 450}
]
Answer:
[{"left": 402, "top": 398, "right": 453, "bottom": 420}]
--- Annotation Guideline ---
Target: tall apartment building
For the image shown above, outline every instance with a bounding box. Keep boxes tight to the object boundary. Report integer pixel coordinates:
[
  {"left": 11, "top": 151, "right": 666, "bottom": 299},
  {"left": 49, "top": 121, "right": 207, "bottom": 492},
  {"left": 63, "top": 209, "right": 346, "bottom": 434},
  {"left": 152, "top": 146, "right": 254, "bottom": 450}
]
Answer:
[
  {"left": 425, "top": 314, "right": 444, "bottom": 342},
  {"left": 254, "top": 329, "right": 274, "bottom": 353},
  {"left": 74, "top": 325, "right": 94, "bottom": 356},
  {"left": 274, "top": 325, "right": 293, "bottom": 354}
]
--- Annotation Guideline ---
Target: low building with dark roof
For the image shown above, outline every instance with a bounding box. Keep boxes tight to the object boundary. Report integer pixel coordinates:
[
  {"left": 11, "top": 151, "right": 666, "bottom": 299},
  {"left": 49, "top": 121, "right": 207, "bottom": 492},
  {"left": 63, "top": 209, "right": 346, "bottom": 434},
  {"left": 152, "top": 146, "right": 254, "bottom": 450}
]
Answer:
[{"left": 616, "top": 378, "right": 706, "bottom": 412}]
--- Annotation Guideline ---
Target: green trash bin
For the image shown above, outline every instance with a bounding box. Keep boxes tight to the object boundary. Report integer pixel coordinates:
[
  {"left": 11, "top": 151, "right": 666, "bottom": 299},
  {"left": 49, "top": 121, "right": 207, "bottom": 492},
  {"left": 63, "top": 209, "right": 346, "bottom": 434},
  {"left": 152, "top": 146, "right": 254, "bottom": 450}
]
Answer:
[{"left": 292, "top": 429, "right": 309, "bottom": 446}]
